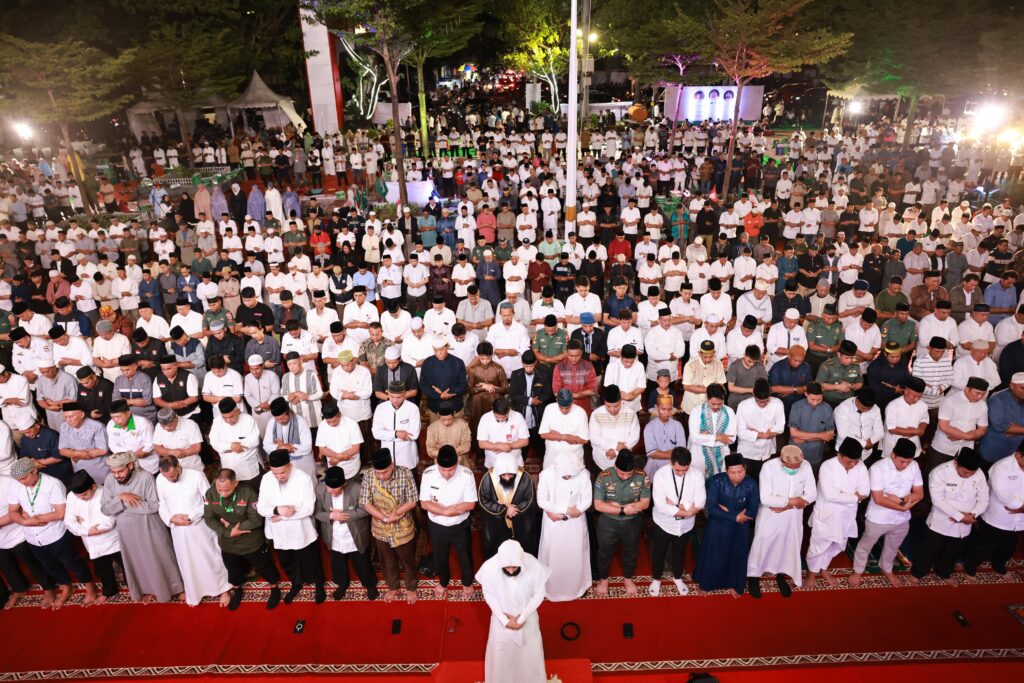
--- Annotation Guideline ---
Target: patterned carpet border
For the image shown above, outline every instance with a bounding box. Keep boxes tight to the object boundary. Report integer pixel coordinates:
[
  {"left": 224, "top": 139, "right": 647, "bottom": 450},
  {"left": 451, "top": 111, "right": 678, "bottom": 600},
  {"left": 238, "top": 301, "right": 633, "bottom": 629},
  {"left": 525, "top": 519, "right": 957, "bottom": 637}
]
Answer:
[
  {"left": 7, "top": 562, "right": 1022, "bottom": 608},
  {"left": 2, "top": 649, "right": 1024, "bottom": 680},
  {"left": 589, "top": 649, "right": 1024, "bottom": 672}
]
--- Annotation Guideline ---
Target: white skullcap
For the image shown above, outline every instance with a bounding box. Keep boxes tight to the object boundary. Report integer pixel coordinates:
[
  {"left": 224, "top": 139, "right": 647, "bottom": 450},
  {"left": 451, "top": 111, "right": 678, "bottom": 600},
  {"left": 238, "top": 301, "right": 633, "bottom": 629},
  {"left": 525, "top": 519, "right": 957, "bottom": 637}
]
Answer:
[
  {"left": 430, "top": 335, "right": 448, "bottom": 349},
  {"left": 784, "top": 308, "right": 800, "bottom": 320},
  {"left": 384, "top": 346, "right": 401, "bottom": 360},
  {"left": 410, "top": 318, "right": 424, "bottom": 330},
  {"left": 1012, "top": 372, "right": 1024, "bottom": 385},
  {"left": 706, "top": 314, "right": 720, "bottom": 324},
  {"left": 247, "top": 354, "right": 264, "bottom": 366}
]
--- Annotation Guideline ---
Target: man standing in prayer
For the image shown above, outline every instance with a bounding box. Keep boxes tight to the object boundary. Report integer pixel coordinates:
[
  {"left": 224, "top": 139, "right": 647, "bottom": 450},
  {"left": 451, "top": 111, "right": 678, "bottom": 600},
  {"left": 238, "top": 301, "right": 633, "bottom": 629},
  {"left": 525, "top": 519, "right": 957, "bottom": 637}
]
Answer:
[
  {"left": 156, "top": 456, "right": 233, "bottom": 607},
  {"left": 746, "top": 445, "right": 817, "bottom": 597},
  {"left": 478, "top": 452, "right": 541, "bottom": 559},
  {"left": 100, "top": 451, "right": 185, "bottom": 603},
  {"left": 359, "top": 448, "right": 419, "bottom": 603},
  {"left": 805, "top": 438, "right": 870, "bottom": 587},
  {"left": 258, "top": 449, "right": 325, "bottom": 604},
  {"left": 537, "top": 453, "right": 593, "bottom": 602},
  {"left": 849, "top": 438, "right": 924, "bottom": 588},
  {"left": 262, "top": 397, "right": 315, "bottom": 478},
  {"left": 687, "top": 384, "right": 738, "bottom": 477},
  {"left": 64, "top": 470, "right": 122, "bottom": 603},
  {"left": 649, "top": 447, "right": 705, "bottom": 597},
  {"left": 910, "top": 447, "right": 989, "bottom": 585},
  {"left": 419, "top": 445, "right": 478, "bottom": 597},
  {"left": 315, "top": 466, "right": 379, "bottom": 601},
  {"left": 592, "top": 449, "right": 651, "bottom": 597},
  {"left": 371, "top": 381, "right": 421, "bottom": 471},
  {"left": 203, "top": 468, "right": 283, "bottom": 610},
  {"left": 7, "top": 458, "right": 100, "bottom": 607},
  {"left": 477, "top": 540, "right": 550, "bottom": 683},
  {"left": 209, "top": 397, "right": 262, "bottom": 486},
  {"left": 693, "top": 454, "right": 759, "bottom": 596}
]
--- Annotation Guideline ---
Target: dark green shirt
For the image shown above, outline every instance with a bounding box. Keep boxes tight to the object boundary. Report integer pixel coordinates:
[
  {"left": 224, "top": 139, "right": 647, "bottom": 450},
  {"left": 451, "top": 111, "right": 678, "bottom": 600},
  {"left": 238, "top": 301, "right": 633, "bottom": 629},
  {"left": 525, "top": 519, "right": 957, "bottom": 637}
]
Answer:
[
  {"left": 806, "top": 320, "right": 844, "bottom": 357},
  {"left": 816, "top": 357, "right": 863, "bottom": 404},
  {"left": 202, "top": 483, "right": 267, "bottom": 555},
  {"left": 881, "top": 318, "right": 917, "bottom": 348},
  {"left": 593, "top": 467, "right": 651, "bottom": 521}
]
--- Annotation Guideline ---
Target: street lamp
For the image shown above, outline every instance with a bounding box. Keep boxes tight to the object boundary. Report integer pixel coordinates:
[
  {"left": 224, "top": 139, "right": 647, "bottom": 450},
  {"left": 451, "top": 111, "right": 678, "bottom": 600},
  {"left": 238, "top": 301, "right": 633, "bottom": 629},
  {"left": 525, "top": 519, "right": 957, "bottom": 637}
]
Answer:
[
  {"left": 848, "top": 101, "right": 864, "bottom": 114},
  {"left": 12, "top": 122, "right": 33, "bottom": 141}
]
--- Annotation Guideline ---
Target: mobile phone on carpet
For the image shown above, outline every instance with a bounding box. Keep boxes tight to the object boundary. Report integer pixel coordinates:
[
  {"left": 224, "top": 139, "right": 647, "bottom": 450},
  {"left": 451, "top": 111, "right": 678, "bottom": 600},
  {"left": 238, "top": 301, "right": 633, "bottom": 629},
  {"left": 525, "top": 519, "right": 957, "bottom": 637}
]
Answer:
[{"left": 623, "top": 623, "right": 634, "bottom": 639}]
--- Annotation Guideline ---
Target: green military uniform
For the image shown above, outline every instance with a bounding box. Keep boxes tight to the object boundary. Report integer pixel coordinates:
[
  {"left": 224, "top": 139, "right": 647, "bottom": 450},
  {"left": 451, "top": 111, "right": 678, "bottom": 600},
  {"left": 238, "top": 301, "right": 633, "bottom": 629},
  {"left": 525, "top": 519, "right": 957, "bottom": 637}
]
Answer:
[
  {"left": 874, "top": 291, "right": 908, "bottom": 323},
  {"left": 471, "top": 244, "right": 489, "bottom": 265},
  {"left": 805, "top": 319, "right": 844, "bottom": 373},
  {"left": 881, "top": 318, "right": 917, "bottom": 349},
  {"left": 264, "top": 218, "right": 282, "bottom": 233},
  {"left": 533, "top": 328, "right": 567, "bottom": 365},
  {"left": 593, "top": 467, "right": 651, "bottom": 580},
  {"left": 816, "top": 357, "right": 863, "bottom": 406},
  {"left": 203, "top": 307, "right": 233, "bottom": 331},
  {"left": 493, "top": 242, "right": 513, "bottom": 264},
  {"left": 283, "top": 231, "right": 306, "bottom": 254},
  {"left": 192, "top": 256, "right": 214, "bottom": 277}
]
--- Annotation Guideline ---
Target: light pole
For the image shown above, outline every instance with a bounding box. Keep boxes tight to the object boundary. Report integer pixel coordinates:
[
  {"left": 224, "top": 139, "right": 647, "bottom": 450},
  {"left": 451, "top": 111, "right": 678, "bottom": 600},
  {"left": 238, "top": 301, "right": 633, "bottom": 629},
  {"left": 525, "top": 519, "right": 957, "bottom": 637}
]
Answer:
[
  {"left": 580, "top": 0, "right": 592, "bottom": 122},
  {"left": 565, "top": 0, "right": 579, "bottom": 239}
]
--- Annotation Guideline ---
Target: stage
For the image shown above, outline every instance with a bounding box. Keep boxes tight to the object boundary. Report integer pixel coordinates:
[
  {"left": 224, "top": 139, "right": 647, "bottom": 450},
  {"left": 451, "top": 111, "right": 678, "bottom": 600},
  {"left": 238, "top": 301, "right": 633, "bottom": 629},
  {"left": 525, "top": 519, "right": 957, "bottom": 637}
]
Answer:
[{"left": 1, "top": 564, "right": 1022, "bottom": 681}]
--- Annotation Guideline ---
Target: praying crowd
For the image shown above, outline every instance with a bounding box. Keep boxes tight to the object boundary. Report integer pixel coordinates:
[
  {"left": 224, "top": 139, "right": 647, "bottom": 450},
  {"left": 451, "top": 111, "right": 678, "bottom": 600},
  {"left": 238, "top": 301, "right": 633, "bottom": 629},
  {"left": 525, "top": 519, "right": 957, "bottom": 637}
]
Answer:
[{"left": 0, "top": 110, "right": 1023, "bottom": 618}]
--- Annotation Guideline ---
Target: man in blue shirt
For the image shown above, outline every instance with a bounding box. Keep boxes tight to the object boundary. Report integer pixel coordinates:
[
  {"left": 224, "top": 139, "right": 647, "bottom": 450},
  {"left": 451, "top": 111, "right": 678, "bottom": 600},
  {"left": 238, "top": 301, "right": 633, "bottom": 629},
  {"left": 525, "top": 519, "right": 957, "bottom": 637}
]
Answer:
[
  {"left": 978, "top": 376, "right": 1024, "bottom": 465},
  {"left": 983, "top": 270, "right": 1018, "bottom": 326},
  {"left": 352, "top": 263, "right": 377, "bottom": 303},
  {"left": 19, "top": 417, "right": 71, "bottom": 485},
  {"left": 768, "top": 345, "right": 814, "bottom": 415},
  {"left": 419, "top": 337, "right": 468, "bottom": 417},
  {"left": 787, "top": 383, "right": 836, "bottom": 467}
]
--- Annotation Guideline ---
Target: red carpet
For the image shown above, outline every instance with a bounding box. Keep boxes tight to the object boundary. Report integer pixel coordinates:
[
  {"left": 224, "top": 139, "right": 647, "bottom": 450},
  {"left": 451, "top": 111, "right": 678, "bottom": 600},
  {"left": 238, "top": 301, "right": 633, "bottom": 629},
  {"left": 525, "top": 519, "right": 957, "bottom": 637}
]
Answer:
[{"left": 0, "top": 577, "right": 1021, "bottom": 679}]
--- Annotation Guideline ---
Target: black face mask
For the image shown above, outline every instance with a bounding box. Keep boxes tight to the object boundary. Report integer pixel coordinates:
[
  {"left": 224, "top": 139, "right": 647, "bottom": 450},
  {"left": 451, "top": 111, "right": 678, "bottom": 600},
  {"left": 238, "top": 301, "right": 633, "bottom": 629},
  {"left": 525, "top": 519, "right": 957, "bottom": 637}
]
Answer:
[{"left": 503, "top": 567, "right": 522, "bottom": 577}]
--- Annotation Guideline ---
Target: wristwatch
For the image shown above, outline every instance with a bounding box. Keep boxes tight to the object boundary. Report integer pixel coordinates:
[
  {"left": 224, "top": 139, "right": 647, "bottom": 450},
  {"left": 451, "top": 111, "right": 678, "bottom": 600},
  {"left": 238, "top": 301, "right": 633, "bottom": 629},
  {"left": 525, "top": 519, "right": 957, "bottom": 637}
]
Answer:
[
  {"left": 619, "top": 506, "right": 625, "bottom": 517},
  {"left": 562, "top": 514, "right": 569, "bottom": 521},
  {"left": 898, "top": 497, "right": 906, "bottom": 506},
  {"left": 272, "top": 506, "right": 279, "bottom": 515}
]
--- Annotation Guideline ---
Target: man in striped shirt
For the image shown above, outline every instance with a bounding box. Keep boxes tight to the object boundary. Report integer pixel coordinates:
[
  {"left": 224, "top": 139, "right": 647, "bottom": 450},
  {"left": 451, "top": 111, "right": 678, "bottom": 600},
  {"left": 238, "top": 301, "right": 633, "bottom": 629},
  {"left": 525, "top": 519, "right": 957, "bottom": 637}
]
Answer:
[{"left": 912, "top": 336, "right": 955, "bottom": 447}]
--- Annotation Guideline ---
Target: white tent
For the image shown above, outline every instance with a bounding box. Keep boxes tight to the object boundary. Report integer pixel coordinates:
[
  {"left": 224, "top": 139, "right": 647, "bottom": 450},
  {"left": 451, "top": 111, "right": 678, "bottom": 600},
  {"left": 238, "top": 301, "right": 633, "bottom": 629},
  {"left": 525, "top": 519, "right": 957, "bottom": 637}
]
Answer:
[
  {"left": 127, "top": 96, "right": 231, "bottom": 141},
  {"left": 229, "top": 72, "right": 305, "bottom": 130}
]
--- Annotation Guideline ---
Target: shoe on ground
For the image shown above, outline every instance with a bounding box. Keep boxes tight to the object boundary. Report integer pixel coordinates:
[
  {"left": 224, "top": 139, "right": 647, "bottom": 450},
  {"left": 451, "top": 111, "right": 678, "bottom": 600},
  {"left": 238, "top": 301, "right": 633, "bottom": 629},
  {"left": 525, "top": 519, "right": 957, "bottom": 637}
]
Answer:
[{"left": 266, "top": 586, "right": 282, "bottom": 610}]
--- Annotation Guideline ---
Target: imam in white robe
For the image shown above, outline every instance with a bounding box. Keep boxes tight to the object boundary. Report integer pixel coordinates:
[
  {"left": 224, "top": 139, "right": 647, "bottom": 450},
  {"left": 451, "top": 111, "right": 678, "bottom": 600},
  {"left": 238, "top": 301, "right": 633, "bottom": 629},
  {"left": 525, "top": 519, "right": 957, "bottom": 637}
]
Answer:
[
  {"left": 477, "top": 540, "right": 551, "bottom": 683},
  {"left": 805, "top": 457, "right": 870, "bottom": 573}
]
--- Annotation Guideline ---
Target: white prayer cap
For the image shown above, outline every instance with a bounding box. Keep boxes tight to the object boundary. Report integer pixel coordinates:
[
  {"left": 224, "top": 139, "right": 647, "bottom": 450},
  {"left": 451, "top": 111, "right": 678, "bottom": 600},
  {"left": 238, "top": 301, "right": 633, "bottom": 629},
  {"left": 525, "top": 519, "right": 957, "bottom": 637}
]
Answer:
[
  {"left": 493, "top": 452, "right": 519, "bottom": 477},
  {"left": 410, "top": 317, "right": 424, "bottom": 330},
  {"left": 1012, "top": 372, "right": 1024, "bottom": 385},
  {"left": 784, "top": 308, "right": 800, "bottom": 320},
  {"left": 694, "top": 237, "right": 703, "bottom": 245},
  {"left": 755, "top": 282, "right": 769, "bottom": 292},
  {"left": 48, "top": 270, "right": 58, "bottom": 278},
  {"left": 496, "top": 539, "right": 525, "bottom": 569},
  {"left": 37, "top": 357, "right": 55, "bottom": 369},
  {"left": 430, "top": 335, "right": 448, "bottom": 349},
  {"left": 960, "top": 200, "right": 970, "bottom": 208},
  {"left": 706, "top": 314, "right": 721, "bottom": 324},
  {"left": 14, "top": 413, "right": 35, "bottom": 431},
  {"left": 554, "top": 453, "right": 581, "bottom": 477},
  {"left": 384, "top": 346, "right": 401, "bottom": 360},
  {"left": 245, "top": 214, "right": 252, "bottom": 221},
  {"left": 247, "top": 354, "right": 264, "bottom": 367}
]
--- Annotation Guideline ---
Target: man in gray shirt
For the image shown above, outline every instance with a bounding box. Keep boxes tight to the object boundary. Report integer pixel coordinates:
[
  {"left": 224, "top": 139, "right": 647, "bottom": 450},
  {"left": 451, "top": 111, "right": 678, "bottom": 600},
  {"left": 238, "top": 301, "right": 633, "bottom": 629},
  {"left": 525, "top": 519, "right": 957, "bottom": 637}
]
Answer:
[
  {"left": 726, "top": 346, "right": 769, "bottom": 411},
  {"left": 113, "top": 355, "right": 157, "bottom": 422},
  {"left": 57, "top": 406, "right": 110, "bottom": 483},
  {"left": 787, "top": 382, "right": 836, "bottom": 469},
  {"left": 35, "top": 360, "right": 78, "bottom": 430}
]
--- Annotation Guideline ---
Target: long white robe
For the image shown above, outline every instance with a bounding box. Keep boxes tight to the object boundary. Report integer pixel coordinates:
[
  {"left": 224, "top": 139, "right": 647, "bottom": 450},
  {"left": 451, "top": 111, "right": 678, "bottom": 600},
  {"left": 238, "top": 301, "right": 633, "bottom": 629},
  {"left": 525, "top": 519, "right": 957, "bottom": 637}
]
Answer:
[
  {"left": 747, "top": 459, "right": 817, "bottom": 586},
  {"left": 477, "top": 542, "right": 551, "bottom": 683},
  {"left": 157, "top": 468, "right": 232, "bottom": 606},
  {"left": 537, "top": 465, "right": 592, "bottom": 602},
  {"left": 805, "top": 458, "right": 870, "bottom": 572},
  {"left": 265, "top": 186, "right": 284, "bottom": 223}
]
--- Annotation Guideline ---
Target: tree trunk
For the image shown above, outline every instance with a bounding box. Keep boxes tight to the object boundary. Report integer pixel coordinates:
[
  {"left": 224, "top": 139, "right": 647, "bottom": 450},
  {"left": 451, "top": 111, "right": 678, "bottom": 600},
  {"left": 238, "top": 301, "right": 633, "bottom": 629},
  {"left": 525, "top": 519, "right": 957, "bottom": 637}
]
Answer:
[
  {"left": 59, "top": 121, "right": 95, "bottom": 217},
  {"left": 176, "top": 108, "right": 193, "bottom": 169},
  {"left": 720, "top": 80, "right": 745, "bottom": 201},
  {"left": 382, "top": 47, "right": 409, "bottom": 209},
  {"left": 900, "top": 91, "right": 920, "bottom": 150},
  {"left": 415, "top": 59, "right": 430, "bottom": 159}
]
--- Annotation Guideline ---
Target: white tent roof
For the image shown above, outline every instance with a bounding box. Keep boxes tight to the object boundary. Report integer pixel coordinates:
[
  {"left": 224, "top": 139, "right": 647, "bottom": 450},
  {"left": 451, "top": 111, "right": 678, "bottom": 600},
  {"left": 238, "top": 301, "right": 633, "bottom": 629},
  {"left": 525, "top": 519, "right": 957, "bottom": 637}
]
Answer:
[{"left": 229, "top": 72, "right": 304, "bottom": 129}]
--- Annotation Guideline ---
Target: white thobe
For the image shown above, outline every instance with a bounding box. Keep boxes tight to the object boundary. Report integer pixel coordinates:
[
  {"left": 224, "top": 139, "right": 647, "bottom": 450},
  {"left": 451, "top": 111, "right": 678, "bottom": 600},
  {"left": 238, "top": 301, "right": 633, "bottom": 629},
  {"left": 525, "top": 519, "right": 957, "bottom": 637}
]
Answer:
[
  {"left": 881, "top": 396, "right": 929, "bottom": 458},
  {"left": 258, "top": 468, "right": 318, "bottom": 548},
  {"left": 371, "top": 400, "right": 421, "bottom": 469},
  {"left": 588, "top": 406, "right": 640, "bottom": 471},
  {"left": 747, "top": 459, "right": 817, "bottom": 586},
  {"left": 477, "top": 551, "right": 551, "bottom": 683},
  {"left": 328, "top": 365, "right": 373, "bottom": 421},
  {"left": 983, "top": 455, "right": 1024, "bottom": 532},
  {"left": 833, "top": 398, "right": 885, "bottom": 459},
  {"left": 538, "top": 403, "right": 589, "bottom": 470},
  {"left": 157, "top": 469, "right": 231, "bottom": 605},
  {"left": 805, "top": 458, "right": 870, "bottom": 572},
  {"left": 208, "top": 413, "right": 262, "bottom": 481},
  {"left": 644, "top": 325, "right": 685, "bottom": 381},
  {"left": 537, "top": 469, "right": 593, "bottom": 601},
  {"left": 64, "top": 487, "right": 120, "bottom": 558}
]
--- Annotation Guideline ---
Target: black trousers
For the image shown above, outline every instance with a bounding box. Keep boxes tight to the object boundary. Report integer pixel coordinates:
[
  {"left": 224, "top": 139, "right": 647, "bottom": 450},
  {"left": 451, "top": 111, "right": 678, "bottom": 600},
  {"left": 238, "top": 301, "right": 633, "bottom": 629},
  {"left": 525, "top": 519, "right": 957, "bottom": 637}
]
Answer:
[
  {"left": 329, "top": 547, "right": 377, "bottom": 594},
  {"left": 222, "top": 543, "right": 281, "bottom": 586},
  {"left": 428, "top": 518, "right": 474, "bottom": 586},
  {"left": 28, "top": 532, "right": 94, "bottom": 585},
  {"left": 910, "top": 527, "right": 963, "bottom": 580},
  {"left": 0, "top": 541, "right": 54, "bottom": 592},
  {"left": 649, "top": 525, "right": 693, "bottom": 580},
  {"left": 965, "top": 519, "right": 1021, "bottom": 575},
  {"left": 596, "top": 515, "right": 642, "bottom": 580},
  {"left": 276, "top": 540, "right": 324, "bottom": 586},
  {"left": 92, "top": 552, "right": 123, "bottom": 597}
]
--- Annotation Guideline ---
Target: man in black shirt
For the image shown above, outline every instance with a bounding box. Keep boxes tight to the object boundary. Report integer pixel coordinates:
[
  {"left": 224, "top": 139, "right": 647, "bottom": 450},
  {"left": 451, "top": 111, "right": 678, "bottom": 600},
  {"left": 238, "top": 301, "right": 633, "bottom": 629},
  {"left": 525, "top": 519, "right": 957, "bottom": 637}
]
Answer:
[
  {"left": 233, "top": 286, "right": 274, "bottom": 334},
  {"left": 75, "top": 366, "right": 114, "bottom": 423},
  {"left": 796, "top": 244, "right": 826, "bottom": 296}
]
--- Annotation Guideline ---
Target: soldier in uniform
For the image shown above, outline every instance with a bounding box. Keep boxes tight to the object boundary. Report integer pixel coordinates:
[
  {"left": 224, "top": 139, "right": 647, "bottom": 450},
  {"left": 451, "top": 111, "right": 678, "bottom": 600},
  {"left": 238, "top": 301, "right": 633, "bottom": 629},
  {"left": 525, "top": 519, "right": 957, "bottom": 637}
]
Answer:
[
  {"left": 592, "top": 449, "right": 651, "bottom": 597},
  {"left": 880, "top": 302, "right": 918, "bottom": 363},
  {"left": 816, "top": 339, "right": 864, "bottom": 406},
  {"left": 805, "top": 303, "right": 844, "bottom": 375},
  {"left": 202, "top": 296, "right": 234, "bottom": 336}
]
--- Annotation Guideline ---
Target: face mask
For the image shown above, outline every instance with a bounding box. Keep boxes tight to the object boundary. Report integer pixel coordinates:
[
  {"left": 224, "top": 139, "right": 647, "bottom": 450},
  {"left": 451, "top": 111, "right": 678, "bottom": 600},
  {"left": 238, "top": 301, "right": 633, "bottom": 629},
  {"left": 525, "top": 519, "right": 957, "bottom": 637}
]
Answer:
[
  {"left": 503, "top": 567, "right": 522, "bottom": 577},
  {"left": 783, "top": 466, "right": 799, "bottom": 476}
]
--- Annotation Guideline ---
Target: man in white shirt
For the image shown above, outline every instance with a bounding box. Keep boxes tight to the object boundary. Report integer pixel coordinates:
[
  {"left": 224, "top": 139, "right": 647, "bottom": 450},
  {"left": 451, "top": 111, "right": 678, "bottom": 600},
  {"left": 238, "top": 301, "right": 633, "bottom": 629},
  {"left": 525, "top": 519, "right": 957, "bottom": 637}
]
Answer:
[
  {"left": 419, "top": 445, "right": 478, "bottom": 597},
  {"left": 834, "top": 389, "right": 885, "bottom": 460},
  {"left": 152, "top": 409, "right": 203, "bottom": 472},
  {"left": 648, "top": 448, "right": 705, "bottom": 597},
  {"left": 766, "top": 309, "right": 808, "bottom": 369},
  {"left": 588, "top": 386, "right": 640, "bottom": 472},
  {"left": 63, "top": 470, "right": 121, "bottom": 601},
  {"left": 881, "top": 377, "right": 929, "bottom": 458},
  {"left": 804, "top": 438, "right": 870, "bottom": 586},
  {"left": 965, "top": 448, "right": 1024, "bottom": 576},
  {"left": 258, "top": 449, "right": 325, "bottom": 603},
  {"left": 849, "top": 438, "right": 924, "bottom": 587},
  {"left": 539, "top": 389, "right": 590, "bottom": 471},
  {"left": 926, "top": 378, "right": 990, "bottom": 474},
  {"left": 7, "top": 458, "right": 100, "bottom": 606},
  {"left": 476, "top": 398, "right": 531, "bottom": 469},
  {"left": 208, "top": 398, "right": 262, "bottom": 485},
  {"left": 487, "top": 302, "right": 531, "bottom": 378},
  {"left": 910, "top": 448, "right": 989, "bottom": 585},
  {"left": 371, "top": 380, "right": 421, "bottom": 470},
  {"left": 735, "top": 382, "right": 786, "bottom": 472}
]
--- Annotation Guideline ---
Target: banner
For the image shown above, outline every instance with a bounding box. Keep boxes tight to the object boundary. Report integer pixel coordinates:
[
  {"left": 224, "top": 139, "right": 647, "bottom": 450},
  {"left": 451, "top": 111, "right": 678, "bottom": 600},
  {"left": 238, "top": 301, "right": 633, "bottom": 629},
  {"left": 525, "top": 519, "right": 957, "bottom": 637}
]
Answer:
[{"left": 664, "top": 85, "right": 765, "bottom": 123}]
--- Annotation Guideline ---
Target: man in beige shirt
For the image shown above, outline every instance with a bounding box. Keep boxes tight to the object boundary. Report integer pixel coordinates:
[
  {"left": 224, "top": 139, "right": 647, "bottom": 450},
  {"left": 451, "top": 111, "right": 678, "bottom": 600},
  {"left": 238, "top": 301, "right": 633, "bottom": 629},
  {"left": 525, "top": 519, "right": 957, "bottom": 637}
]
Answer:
[{"left": 425, "top": 402, "right": 473, "bottom": 469}]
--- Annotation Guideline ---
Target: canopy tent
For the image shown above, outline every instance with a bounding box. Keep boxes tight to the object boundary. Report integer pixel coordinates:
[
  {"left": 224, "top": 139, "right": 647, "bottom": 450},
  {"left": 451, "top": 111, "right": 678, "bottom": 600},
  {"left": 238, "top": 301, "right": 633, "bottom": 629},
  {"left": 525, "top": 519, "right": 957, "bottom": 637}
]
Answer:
[
  {"left": 229, "top": 72, "right": 305, "bottom": 131},
  {"left": 127, "top": 96, "right": 230, "bottom": 141}
]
